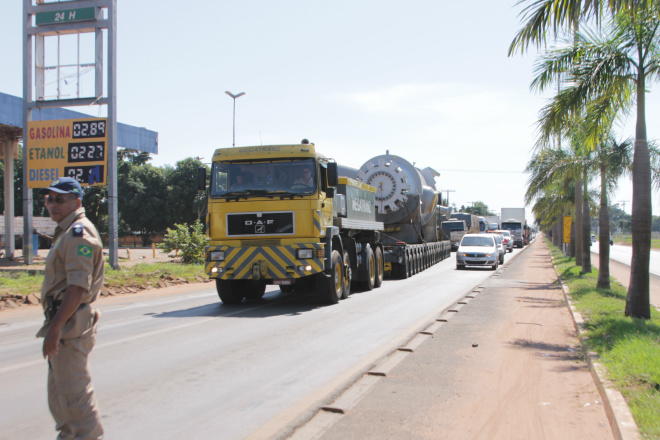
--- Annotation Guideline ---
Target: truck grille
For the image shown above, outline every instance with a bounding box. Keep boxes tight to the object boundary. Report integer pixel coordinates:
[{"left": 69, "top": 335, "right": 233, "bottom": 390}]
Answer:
[{"left": 227, "top": 212, "right": 295, "bottom": 236}]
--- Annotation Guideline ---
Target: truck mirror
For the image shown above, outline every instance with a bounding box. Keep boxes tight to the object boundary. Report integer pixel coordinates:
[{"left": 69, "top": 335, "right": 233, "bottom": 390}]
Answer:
[
  {"left": 197, "top": 167, "right": 207, "bottom": 191},
  {"left": 326, "top": 187, "right": 335, "bottom": 198},
  {"left": 327, "top": 162, "right": 338, "bottom": 187}
]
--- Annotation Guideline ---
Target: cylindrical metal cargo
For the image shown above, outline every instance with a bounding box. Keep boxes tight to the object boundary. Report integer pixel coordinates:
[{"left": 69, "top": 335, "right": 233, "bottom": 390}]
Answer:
[{"left": 355, "top": 151, "right": 439, "bottom": 243}]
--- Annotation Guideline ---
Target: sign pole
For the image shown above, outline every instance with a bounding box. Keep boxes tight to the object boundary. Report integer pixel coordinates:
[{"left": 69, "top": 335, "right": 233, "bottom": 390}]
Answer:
[
  {"left": 108, "top": 0, "right": 118, "bottom": 269},
  {"left": 22, "top": 0, "right": 34, "bottom": 265}
]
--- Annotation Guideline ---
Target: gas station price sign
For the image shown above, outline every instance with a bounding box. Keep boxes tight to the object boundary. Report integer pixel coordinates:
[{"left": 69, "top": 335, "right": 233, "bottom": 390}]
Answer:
[{"left": 27, "top": 118, "right": 108, "bottom": 188}]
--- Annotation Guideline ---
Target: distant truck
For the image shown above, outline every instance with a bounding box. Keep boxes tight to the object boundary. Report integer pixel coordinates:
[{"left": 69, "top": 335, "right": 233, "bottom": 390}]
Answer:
[
  {"left": 449, "top": 212, "right": 479, "bottom": 234},
  {"left": 484, "top": 215, "right": 500, "bottom": 231},
  {"left": 441, "top": 220, "right": 468, "bottom": 251},
  {"left": 500, "top": 207, "right": 527, "bottom": 247},
  {"left": 479, "top": 216, "right": 487, "bottom": 233}
]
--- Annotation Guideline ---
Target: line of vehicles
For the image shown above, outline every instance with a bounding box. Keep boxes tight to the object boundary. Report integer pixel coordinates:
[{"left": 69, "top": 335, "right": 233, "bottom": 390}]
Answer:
[{"left": 197, "top": 140, "right": 530, "bottom": 305}]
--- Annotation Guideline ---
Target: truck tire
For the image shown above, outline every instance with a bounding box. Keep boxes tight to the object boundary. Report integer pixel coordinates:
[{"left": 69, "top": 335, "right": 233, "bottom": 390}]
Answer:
[
  {"left": 216, "top": 279, "right": 245, "bottom": 304},
  {"left": 318, "top": 250, "right": 343, "bottom": 304},
  {"left": 244, "top": 280, "right": 267, "bottom": 301},
  {"left": 374, "top": 246, "right": 384, "bottom": 288},
  {"left": 341, "top": 250, "right": 352, "bottom": 299},
  {"left": 406, "top": 250, "right": 413, "bottom": 278},
  {"left": 361, "top": 246, "right": 376, "bottom": 291}
]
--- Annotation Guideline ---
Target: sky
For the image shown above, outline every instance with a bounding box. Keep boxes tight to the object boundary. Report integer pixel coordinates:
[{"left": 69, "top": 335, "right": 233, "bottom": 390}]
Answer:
[{"left": 2, "top": 0, "right": 659, "bottom": 221}]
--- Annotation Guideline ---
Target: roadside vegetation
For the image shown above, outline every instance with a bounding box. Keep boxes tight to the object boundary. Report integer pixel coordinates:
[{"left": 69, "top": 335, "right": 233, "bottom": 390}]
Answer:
[
  {"left": 547, "top": 238, "right": 660, "bottom": 438},
  {"left": 0, "top": 261, "right": 207, "bottom": 300},
  {"left": 610, "top": 233, "right": 660, "bottom": 249}
]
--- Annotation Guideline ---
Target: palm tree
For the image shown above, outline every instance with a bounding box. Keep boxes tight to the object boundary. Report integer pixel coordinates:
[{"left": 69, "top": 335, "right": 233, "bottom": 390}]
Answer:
[
  {"left": 525, "top": 148, "right": 580, "bottom": 250},
  {"left": 509, "top": 0, "right": 656, "bottom": 56},
  {"left": 523, "top": 10, "right": 660, "bottom": 318},
  {"left": 595, "top": 136, "right": 634, "bottom": 288}
]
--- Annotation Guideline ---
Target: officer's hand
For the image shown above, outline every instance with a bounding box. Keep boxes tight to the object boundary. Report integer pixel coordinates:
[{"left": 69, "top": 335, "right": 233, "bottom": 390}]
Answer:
[{"left": 43, "top": 327, "right": 61, "bottom": 359}]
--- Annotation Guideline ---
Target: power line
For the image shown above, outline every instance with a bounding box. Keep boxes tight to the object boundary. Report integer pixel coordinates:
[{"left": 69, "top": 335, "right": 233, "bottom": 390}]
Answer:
[{"left": 437, "top": 168, "right": 522, "bottom": 174}]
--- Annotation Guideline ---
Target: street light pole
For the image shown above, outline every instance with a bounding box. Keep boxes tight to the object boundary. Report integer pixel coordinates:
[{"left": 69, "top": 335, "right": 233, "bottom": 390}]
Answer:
[{"left": 225, "top": 91, "right": 245, "bottom": 147}]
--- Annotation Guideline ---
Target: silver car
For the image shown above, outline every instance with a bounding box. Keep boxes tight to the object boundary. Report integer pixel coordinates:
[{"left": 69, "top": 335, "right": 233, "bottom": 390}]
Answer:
[
  {"left": 456, "top": 234, "right": 500, "bottom": 270},
  {"left": 493, "top": 234, "right": 505, "bottom": 264},
  {"left": 496, "top": 230, "right": 514, "bottom": 253}
]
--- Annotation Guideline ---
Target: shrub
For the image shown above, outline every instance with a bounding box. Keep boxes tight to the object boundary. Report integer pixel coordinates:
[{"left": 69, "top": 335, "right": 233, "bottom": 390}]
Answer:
[{"left": 159, "top": 220, "right": 208, "bottom": 264}]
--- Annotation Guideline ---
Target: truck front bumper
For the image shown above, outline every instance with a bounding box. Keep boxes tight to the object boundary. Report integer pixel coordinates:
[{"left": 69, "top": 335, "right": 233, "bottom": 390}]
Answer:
[{"left": 205, "top": 244, "right": 325, "bottom": 281}]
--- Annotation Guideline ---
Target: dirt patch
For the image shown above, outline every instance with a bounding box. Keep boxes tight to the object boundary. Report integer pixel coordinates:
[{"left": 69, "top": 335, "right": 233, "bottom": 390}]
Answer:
[{"left": 0, "top": 248, "right": 211, "bottom": 313}]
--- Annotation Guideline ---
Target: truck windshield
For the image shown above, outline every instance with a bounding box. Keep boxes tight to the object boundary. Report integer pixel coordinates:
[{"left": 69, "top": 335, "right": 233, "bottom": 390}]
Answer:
[
  {"left": 210, "top": 159, "right": 317, "bottom": 197},
  {"left": 501, "top": 223, "right": 522, "bottom": 232}
]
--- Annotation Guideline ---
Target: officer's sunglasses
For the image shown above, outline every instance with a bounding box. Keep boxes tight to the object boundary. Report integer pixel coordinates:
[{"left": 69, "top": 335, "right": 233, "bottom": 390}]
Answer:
[{"left": 44, "top": 195, "right": 76, "bottom": 205}]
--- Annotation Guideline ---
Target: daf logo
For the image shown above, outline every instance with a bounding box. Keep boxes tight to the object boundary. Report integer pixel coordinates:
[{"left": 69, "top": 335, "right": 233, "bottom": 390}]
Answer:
[{"left": 244, "top": 220, "right": 274, "bottom": 226}]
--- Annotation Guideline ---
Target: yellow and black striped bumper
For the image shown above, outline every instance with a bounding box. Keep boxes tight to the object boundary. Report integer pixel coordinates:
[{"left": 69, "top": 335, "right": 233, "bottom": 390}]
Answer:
[{"left": 205, "top": 244, "right": 325, "bottom": 280}]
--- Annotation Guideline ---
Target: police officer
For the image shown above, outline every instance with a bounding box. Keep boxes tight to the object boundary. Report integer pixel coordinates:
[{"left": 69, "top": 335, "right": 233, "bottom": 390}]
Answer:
[{"left": 36, "top": 177, "right": 104, "bottom": 439}]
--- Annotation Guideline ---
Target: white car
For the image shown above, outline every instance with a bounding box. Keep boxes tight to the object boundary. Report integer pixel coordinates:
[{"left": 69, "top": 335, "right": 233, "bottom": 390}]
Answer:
[
  {"left": 456, "top": 234, "right": 500, "bottom": 270},
  {"left": 496, "top": 230, "right": 514, "bottom": 253}
]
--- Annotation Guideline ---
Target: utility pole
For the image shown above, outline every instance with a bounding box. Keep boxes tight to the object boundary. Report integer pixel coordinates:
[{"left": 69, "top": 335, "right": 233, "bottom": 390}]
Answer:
[
  {"left": 438, "top": 189, "right": 455, "bottom": 207},
  {"left": 618, "top": 200, "right": 629, "bottom": 214}
]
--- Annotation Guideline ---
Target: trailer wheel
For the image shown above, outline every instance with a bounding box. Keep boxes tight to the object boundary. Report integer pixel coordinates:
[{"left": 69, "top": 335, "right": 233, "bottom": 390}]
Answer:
[
  {"left": 406, "top": 250, "right": 413, "bottom": 278},
  {"left": 318, "top": 250, "right": 343, "bottom": 304},
  {"left": 398, "top": 255, "right": 409, "bottom": 279},
  {"left": 216, "top": 279, "right": 245, "bottom": 304},
  {"left": 244, "top": 280, "right": 267, "bottom": 301},
  {"left": 374, "top": 246, "right": 384, "bottom": 288},
  {"left": 341, "top": 250, "right": 352, "bottom": 299},
  {"left": 361, "top": 246, "right": 376, "bottom": 291}
]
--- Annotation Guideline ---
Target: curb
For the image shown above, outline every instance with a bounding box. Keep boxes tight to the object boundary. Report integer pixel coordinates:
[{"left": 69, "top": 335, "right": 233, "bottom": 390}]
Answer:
[{"left": 550, "top": 253, "right": 641, "bottom": 440}]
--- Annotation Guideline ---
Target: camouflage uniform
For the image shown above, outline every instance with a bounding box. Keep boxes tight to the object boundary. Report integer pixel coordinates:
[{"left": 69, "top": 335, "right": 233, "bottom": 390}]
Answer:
[{"left": 37, "top": 206, "right": 104, "bottom": 439}]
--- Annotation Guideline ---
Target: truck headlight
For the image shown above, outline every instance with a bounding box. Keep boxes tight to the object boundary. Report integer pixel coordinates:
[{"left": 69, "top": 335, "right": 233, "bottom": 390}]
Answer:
[
  {"left": 296, "top": 249, "right": 314, "bottom": 259},
  {"left": 210, "top": 251, "right": 225, "bottom": 261}
]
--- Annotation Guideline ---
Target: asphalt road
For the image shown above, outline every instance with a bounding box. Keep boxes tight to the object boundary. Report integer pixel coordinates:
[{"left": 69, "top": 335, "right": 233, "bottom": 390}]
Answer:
[
  {"left": 0, "top": 250, "right": 521, "bottom": 440},
  {"left": 590, "top": 241, "right": 660, "bottom": 277}
]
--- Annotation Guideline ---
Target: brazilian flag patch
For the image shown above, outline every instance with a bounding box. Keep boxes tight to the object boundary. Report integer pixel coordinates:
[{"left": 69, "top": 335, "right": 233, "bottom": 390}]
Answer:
[{"left": 78, "top": 245, "right": 93, "bottom": 258}]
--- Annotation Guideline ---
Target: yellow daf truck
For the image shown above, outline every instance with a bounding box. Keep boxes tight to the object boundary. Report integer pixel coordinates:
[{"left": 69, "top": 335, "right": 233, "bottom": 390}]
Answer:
[{"left": 200, "top": 140, "right": 386, "bottom": 304}]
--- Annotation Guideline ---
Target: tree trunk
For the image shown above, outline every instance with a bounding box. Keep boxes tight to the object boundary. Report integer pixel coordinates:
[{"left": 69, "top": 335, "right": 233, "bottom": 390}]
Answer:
[
  {"left": 597, "top": 164, "right": 610, "bottom": 289},
  {"left": 625, "top": 70, "right": 651, "bottom": 319},
  {"left": 581, "top": 171, "right": 591, "bottom": 273},
  {"left": 575, "top": 180, "right": 583, "bottom": 265}
]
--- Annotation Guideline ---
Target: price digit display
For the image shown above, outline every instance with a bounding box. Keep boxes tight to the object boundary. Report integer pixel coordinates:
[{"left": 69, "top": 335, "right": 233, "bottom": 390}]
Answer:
[
  {"left": 72, "top": 120, "right": 106, "bottom": 139},
  {"left": 68, "top": 142, "right": 105, "bottom": 162},
  {"left": 64, "top": 165, "right": 105, "bottom": 185}
]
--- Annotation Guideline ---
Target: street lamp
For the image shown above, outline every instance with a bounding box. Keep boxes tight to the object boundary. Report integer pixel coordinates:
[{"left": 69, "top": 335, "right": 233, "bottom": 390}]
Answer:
[{"left": 225, "top": 91, "right": 245, "bottom": 147}]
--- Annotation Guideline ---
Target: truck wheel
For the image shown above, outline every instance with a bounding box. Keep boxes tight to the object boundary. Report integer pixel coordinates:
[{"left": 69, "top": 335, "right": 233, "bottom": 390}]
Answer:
[
  {"left": 216, "top": 279, "right": 245, "bottom": 304},
  {"left": 406, "top": 250, "right": 413, "bottom": 278},
  {"left": 341, "top": 250, "right": 352, "bottom": 299},
  {"left": 361, "top": 246, "right": 376, "bottom": 291},
  {"left": 244, "top": 280, "right": 267, "bottom": 301},
  {"left": 280, "top": 284, "right": 294, "bottom": 293},
  {"left": 318, "top": 250, "right": 343, "bottom": 304},
  {"left": 398, "top": 256, "right": 409, "bottom": 279},
  {"left": 374, "top": 246, "right": 384, "bottom": 287}
]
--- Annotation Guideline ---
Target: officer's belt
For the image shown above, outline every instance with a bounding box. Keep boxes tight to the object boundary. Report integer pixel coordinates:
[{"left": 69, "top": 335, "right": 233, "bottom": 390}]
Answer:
[{"left": 45, "top": 298, "right": 89, "bottom": 320}]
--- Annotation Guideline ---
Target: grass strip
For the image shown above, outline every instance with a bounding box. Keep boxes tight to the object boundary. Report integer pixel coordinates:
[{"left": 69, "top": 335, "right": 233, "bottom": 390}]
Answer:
[
  {"left": 1, "top": 262, "right": 207, "bottom": 297},
  {"left": 547, "top": 238, "right": 660, "bottom": 438}
]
